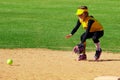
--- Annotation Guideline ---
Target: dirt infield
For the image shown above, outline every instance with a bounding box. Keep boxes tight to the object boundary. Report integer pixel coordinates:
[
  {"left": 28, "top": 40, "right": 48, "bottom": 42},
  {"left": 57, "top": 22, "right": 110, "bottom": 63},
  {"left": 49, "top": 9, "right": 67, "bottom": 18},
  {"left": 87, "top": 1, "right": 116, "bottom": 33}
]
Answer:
[{"left": 0, "top": 48, "right": 120, "bottom": 80}]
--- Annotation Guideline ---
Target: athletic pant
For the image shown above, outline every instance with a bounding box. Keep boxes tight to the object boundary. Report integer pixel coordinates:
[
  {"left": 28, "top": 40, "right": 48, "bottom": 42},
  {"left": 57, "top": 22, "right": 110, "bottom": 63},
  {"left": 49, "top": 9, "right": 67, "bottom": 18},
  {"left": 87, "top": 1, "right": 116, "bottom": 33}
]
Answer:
[{"left": 81, "top": 31, "right": 104, "bottom": 43}]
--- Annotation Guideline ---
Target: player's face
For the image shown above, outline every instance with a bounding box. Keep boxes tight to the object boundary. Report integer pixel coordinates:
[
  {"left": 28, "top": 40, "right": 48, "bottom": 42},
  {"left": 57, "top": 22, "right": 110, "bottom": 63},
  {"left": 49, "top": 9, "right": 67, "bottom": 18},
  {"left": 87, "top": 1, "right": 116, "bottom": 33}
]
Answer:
[{"left": 78, "top": 13, "right": 85, "bottom": 19}]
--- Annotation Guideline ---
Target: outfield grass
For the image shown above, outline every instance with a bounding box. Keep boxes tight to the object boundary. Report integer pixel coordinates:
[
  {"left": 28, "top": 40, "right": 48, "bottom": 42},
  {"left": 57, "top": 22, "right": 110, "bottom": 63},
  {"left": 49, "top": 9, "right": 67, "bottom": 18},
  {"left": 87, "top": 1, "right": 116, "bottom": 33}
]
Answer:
[{"left": 0, "top": 0, "right": 120, "bottom": 52}]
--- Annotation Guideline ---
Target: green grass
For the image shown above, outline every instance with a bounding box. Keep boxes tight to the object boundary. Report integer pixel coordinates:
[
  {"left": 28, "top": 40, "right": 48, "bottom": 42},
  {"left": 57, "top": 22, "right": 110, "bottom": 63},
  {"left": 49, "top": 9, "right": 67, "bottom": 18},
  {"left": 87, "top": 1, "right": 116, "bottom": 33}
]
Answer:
[{"left": 0, "top": 0, "right": 120, "bottom": 52}]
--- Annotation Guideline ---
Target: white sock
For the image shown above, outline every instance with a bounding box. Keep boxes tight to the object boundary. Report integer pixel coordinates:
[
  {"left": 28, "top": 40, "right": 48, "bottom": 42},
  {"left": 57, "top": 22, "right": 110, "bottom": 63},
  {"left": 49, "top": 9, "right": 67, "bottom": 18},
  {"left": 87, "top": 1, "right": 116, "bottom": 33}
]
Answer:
[{"left": 95, "top": 42, "right": 101, "bottom": 51}]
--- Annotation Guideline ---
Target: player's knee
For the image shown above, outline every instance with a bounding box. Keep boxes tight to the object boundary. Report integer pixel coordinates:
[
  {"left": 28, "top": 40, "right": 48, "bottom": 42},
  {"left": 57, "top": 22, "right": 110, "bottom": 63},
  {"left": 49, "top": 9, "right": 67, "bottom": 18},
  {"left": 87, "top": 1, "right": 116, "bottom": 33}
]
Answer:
[{"left": 92, "top": 36, "right": 99, "bottom": 43}]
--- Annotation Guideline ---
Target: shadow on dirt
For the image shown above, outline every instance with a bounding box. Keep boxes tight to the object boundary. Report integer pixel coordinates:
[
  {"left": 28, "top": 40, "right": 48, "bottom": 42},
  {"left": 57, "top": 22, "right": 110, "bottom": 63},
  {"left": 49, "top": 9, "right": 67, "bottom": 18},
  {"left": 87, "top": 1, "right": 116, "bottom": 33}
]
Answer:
[{"left": 88, "top": 59, "right": 120, "bottom": 62}]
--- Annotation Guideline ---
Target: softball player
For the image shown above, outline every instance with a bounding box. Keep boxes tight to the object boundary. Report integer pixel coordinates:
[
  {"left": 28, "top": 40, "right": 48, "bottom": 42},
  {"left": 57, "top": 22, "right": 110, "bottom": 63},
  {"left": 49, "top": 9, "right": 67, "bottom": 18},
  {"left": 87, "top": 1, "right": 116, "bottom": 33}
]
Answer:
[{"left": 66, "top": 6, "right": 104, "bottom": 61}]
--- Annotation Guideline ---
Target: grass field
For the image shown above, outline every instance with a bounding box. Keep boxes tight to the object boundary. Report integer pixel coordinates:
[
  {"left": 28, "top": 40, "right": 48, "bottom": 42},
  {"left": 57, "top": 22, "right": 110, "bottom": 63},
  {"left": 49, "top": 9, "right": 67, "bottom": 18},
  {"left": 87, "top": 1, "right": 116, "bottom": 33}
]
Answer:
[{"left": 0, "top": 0, "right": 120, "bottom": 52}]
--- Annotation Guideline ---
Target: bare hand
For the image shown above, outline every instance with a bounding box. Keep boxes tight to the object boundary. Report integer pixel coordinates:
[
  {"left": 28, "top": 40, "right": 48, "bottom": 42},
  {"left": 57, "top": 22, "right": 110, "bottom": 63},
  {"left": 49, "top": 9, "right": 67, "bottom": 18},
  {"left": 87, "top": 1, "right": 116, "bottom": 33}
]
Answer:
[{"left": 65, "top": 34, "right": 72, "bottom": 39}]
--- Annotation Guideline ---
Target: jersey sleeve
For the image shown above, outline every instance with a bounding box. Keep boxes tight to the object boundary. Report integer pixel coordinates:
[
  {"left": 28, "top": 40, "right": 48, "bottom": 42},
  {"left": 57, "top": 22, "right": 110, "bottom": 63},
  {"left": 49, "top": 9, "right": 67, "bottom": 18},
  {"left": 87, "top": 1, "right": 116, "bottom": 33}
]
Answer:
[{"left": 71, "top": 19, "right": 81, "bottom": 35}]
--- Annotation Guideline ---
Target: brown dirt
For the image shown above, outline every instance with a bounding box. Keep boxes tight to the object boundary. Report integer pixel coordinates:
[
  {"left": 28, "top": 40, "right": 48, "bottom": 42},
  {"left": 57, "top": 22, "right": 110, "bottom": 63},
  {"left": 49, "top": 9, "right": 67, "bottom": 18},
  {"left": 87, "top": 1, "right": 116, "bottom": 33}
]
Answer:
[{"left": 0, "top": 48, "right": 120, "bottom": 80}]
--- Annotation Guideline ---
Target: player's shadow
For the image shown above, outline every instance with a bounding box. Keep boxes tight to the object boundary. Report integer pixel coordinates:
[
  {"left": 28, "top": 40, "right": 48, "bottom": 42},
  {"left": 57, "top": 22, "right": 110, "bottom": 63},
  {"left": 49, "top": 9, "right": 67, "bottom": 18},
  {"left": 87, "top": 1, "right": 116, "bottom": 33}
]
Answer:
[{"left": 88, "top": 59, "right": 120, "bottom": 62}]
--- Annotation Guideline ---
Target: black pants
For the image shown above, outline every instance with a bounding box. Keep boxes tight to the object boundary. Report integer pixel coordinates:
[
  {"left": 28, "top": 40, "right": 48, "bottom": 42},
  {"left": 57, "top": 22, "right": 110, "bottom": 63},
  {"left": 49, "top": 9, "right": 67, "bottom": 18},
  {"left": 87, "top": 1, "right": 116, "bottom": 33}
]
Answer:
[{"left": 81, "top": 31, "right": 104, "bottom": 43}]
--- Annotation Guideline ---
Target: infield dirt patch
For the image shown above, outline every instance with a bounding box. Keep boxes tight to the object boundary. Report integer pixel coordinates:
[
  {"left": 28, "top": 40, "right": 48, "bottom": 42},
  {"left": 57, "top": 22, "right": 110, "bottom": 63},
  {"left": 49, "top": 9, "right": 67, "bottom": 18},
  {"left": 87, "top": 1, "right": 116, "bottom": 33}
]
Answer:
[{"left": 0, "top": 48, "right": 120, "bottom": 80}]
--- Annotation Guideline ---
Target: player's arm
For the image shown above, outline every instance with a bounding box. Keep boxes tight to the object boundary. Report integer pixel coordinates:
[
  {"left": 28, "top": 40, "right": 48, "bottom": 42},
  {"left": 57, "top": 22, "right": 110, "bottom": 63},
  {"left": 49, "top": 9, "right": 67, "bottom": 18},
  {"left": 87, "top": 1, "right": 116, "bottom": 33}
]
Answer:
[
  {"left": 66, "top": 19, "right": 81, "bottom": 38},
  {"left": 71, "top": 19, "right": 81, "bottom": 35},
  {"left": 81, "top": 19, "right": 94, "bottom": 43}
]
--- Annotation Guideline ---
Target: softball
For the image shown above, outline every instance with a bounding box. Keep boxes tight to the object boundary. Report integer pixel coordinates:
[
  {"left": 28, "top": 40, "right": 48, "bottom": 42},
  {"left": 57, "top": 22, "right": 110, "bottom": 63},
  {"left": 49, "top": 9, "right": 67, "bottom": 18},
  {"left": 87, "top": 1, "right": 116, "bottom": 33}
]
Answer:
[{"left": 7, "top": 59, "right": 13, "bottom": 65}]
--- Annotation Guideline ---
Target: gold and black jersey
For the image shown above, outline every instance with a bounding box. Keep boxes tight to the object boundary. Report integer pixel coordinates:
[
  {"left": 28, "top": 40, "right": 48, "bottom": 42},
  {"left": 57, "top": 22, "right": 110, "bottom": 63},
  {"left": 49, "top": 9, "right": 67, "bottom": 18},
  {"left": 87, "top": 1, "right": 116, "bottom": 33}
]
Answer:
[{"left": 79, "top": 16, "right": 103, "bottom": 32}]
